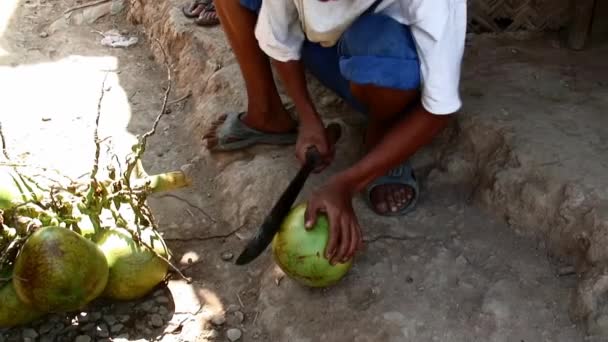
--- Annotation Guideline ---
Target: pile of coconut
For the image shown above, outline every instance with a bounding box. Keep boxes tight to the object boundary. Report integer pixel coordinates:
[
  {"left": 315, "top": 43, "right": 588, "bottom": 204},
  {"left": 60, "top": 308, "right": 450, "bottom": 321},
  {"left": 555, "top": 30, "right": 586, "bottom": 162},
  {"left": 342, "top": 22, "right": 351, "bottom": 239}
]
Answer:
[{"left": 0, "top": 62, "right": 193, "bottom": 328}]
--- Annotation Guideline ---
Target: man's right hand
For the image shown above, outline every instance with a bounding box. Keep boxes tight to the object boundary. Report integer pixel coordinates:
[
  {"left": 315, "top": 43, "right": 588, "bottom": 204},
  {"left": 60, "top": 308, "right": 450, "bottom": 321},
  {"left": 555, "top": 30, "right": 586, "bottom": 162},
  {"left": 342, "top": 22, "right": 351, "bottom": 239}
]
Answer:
[
  {"left": 296, "top": 116, "right": 334, "bottom": 173},
  {"left": 268, "top": 59, "right": 334, "bottom": 171}
]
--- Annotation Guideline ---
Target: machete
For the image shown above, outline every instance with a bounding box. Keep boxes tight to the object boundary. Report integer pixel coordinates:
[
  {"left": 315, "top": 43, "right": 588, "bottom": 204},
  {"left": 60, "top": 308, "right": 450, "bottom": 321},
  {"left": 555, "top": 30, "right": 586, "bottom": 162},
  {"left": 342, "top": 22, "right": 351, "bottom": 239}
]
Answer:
[{"left": 234, "top": 123, "right": 342, "bottom": 265}]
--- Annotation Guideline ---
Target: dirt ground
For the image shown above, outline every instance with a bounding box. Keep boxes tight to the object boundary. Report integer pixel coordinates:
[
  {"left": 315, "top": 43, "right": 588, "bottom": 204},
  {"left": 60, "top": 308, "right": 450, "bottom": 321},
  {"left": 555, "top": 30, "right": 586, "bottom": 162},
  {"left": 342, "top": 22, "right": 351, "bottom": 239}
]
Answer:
[{"left": 1, "top": 0, "right": 608, "bottom": 341}]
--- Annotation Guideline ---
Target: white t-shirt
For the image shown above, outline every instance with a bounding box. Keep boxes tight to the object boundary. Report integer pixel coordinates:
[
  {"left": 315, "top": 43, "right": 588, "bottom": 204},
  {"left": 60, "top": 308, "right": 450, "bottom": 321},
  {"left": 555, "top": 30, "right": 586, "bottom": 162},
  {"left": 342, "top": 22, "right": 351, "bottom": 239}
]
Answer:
[{"left": 254, "top": 0, "right": 467, "bottom": 115}]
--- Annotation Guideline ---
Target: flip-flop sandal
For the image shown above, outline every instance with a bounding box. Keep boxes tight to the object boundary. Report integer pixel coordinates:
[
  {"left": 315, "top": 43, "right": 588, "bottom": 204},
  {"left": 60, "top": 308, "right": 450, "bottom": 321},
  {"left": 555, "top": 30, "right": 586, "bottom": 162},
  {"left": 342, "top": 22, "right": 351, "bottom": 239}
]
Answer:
[
  {"left": 364, "top": 160, "right": 419, "bottom": 216},
  {"left": 194, "top": 2, "right": 219, "bottom": 26},
  {"left": 182, "top": 0, "right": 209, "bottom": 18},
  {"left": 206, "top": 112, "right": 298, "bottom": 152}
]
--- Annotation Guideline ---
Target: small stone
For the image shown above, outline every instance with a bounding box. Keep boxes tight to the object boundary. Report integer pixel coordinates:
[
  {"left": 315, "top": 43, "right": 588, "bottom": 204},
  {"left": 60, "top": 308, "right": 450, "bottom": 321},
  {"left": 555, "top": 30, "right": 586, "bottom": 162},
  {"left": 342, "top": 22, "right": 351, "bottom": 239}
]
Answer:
[
  {"left": 221, "top": 252, "right": 234, "bottom": 261},
  {"left": 80, "top": 323, "right": 95, "bottom": 332},
  {"left": 226, "top": 328, "right": 242, "bottom": 341},
  {"left": 232, "top": 311, "right": 244, "bottom": 324},
  {"left": 51, "top": 323, "right": 65, "bottom": 335},
  {"left": 75, "top": 335, "right": 92, "bottom": 342},
  {"left": 135, "top": 320, "right": 146, "bottom": 331},
  {"left": 138, "top": 300, "right": 156, "bottom": 312},
  {"left": 211, "top": 314, "right": 226, "bottom": 326},
  {"left": 90, "top": 312, "right": 102, "bottom": 321},
  {"left": 150, "top": 314, "right": 164, "bottom": 328},
  {"left": 111, "top": 324, "right": 124, "bottom": 333},
  {"left": 104, "top": 315, "right": 117, "bottom": 325},
  {"left": 158, "top": 306, "right": 170, "bottom": 318},
  {"left": 61, "top": 325, "right": 78, "bottom": 334},
  {"left": 156, "top": 296, "right": 170, "bottom": 304},
  {"left": 78, "top": 312, "right": 90, "bottom": 323},
  {"left": 226, "top": 304, "right": 241, "bottom": 313},
  {"left": 456, "top": 255, "right": 469, "bottom": 266},
  {"left": 406, "top": 276, "right": 414, "bottom": 284},
  {"left": 22, "top": 329, "right": 38, "bottom": 339},
  {"left": 39, "top": 322, "right": 54, "bottom": 334},
  {"left": 118, "top": 315, "right": 130, "bottom": 323},
  {"left": 96, "top": 324, "right": 109, "bottom": 338},
  {"left": 39, "top": 31, "right": 49, "bottom": 38}
]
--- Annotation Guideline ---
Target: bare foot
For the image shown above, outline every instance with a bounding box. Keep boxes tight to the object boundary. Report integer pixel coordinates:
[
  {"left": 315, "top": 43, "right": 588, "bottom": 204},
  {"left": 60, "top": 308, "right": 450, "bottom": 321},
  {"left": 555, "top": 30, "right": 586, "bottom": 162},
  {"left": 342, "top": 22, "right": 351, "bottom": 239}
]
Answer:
[{"left": 369, "top": 184, "right": 415, "bottom": 214}]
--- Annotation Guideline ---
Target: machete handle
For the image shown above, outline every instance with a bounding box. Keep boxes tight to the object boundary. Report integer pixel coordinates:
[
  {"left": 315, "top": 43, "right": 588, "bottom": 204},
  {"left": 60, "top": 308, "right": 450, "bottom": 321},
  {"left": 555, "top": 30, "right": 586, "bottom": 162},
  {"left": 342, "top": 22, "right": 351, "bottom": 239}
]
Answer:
[
  {"left": 325, "top": 122, "right": 342, "bottom": 146},
  {"left": 305, "top": 122, "right": 343, "bottom": 168}
]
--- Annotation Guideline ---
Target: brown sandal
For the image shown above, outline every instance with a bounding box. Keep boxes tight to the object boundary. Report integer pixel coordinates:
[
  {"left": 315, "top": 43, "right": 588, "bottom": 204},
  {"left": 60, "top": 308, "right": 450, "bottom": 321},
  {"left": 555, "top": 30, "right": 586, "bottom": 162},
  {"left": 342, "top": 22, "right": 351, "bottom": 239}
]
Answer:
[
  {"left": 182, "top": 0, "right": 209, "bottom": 18},
  {"left": 193, "top": 1, "right": 219, "bottom": 26}
]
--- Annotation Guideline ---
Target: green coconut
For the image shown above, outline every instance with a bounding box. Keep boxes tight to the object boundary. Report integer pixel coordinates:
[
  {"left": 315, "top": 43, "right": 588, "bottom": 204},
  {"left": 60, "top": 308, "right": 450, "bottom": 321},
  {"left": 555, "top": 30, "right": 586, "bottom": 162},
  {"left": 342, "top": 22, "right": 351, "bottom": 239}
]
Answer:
[
  {"left": 13, "top": 226, "right": 109, "bottom": 312},
  {"left": 96, "top": 227, "right": 169, "bottom": 301},
  {"left": 0, "top": 280, "right": 45, "bottom": 328},
  {"left": 271, "top": 203, "right": 353, "bottom": 288}
]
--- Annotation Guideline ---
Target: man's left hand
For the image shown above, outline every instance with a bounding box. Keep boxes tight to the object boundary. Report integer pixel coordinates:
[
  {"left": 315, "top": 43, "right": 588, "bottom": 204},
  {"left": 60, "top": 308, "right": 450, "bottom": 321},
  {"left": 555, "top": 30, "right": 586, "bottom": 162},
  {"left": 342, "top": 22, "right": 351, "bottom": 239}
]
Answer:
[{"left": 304, "top": 176, "right": 364, "bottom": 265}]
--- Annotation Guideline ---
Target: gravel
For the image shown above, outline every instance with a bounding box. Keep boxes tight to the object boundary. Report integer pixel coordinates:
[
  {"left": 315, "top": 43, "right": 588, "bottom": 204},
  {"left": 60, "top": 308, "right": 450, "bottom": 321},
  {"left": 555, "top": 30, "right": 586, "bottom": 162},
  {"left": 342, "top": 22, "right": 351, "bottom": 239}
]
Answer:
[
  {"left": 74, "top": 335, "right": 92, "bottom": 342},
  {"left": 156, "top": 296, "right": 170, "bottom": 304},
  {"left": 150, "top": 314, "right": 165, "bottom": 328},
  {"left": 226, "top": 328, "right": 242, "bottom": 341},
  {"left": 22, "top": 329, "right": 38, "bottom": 339},
  {"left": 211, "top": 314, "right": 226, "bottom": 326}
]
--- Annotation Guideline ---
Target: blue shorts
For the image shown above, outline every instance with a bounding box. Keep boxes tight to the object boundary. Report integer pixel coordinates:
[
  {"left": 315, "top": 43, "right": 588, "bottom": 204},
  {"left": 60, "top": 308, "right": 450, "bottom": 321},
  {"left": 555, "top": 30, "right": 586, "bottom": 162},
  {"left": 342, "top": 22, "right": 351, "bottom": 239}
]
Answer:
[{"left": 240, "top": 0, "right": 421, "bottom": 114}]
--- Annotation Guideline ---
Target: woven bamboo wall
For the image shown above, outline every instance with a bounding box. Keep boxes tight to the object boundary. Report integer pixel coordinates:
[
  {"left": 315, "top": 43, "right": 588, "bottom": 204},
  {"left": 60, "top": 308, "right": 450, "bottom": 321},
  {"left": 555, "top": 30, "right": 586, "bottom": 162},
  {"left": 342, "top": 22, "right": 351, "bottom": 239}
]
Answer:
[{"left": 468, "top": 0, "right": 572, "bottom": 33}]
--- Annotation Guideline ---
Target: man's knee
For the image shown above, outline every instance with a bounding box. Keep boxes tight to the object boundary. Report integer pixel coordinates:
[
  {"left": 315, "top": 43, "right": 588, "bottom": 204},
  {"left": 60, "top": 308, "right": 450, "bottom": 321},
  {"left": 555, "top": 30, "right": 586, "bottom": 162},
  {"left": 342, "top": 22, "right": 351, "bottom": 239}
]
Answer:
[
  {"left": 350, "top": 83, "right": 419, "bottom": 120},
  {"left": 340, "top": 14, "right": 418, "bottom": 60},
  {"left": 338, "top": 14, "right": 421, "bottom": 92}
]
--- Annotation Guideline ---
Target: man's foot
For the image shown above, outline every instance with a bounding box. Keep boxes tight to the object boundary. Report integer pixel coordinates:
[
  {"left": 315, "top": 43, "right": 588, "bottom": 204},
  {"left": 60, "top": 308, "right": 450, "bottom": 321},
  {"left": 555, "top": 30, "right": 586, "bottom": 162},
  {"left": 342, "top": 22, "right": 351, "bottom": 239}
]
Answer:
[
  {"left": 194, "top": 2, "right": 219, "bottom": 26},
  {"left": 369, "top": 184, "right": 415, "bottom": 215},
  {"left": 182, "top": 0, "right": 208, "bottom": 18},
  {"left": 182, "top": 0, "right": 219, "bottom": 26},
  {"left": 202, "top": 112, "right": 298, "bottom": 152},
  {"left": 364, "top": 161, "right": 419, "bottom": 216}
]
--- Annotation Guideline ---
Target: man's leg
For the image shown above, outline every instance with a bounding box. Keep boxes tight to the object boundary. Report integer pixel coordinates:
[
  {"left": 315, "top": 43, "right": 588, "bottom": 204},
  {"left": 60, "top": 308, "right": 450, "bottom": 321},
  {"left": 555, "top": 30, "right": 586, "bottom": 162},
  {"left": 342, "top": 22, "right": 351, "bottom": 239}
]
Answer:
[
  {"left": 203, "top": 0, "right": 296, "bottom": 149},
  {"left": 345, "top": 16, "right": 422, "bottom": 214},
  {"left": 350, "top": 85, "right": 418, "bottom": 214}
]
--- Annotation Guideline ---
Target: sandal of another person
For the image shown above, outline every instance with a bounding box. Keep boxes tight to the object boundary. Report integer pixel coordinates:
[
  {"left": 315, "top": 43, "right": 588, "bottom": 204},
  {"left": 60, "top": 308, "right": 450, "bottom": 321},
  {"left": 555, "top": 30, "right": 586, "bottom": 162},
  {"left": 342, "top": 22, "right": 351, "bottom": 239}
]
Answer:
[
  {"left": 182, "top": 0, "right": 208, "bottom": 18},
  {"left": 182, "top": 0, "right": 220, "bottom": 26}
]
